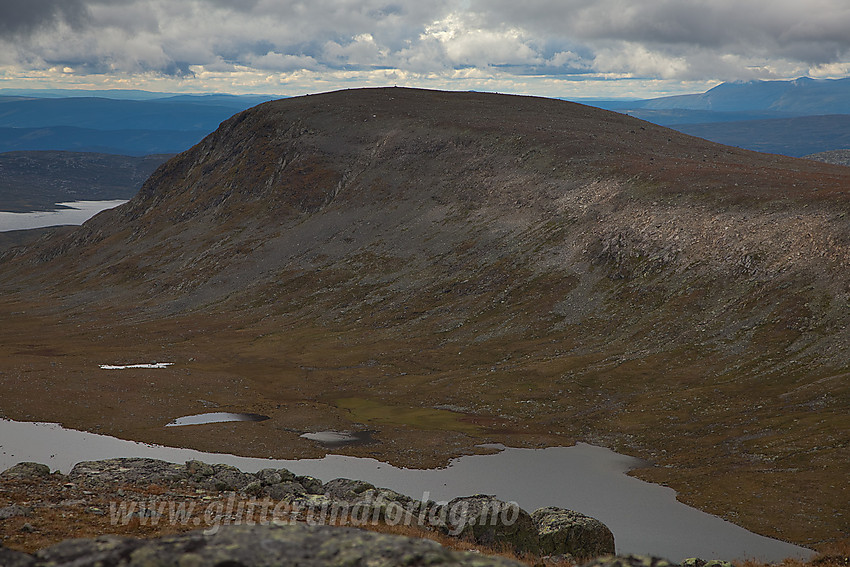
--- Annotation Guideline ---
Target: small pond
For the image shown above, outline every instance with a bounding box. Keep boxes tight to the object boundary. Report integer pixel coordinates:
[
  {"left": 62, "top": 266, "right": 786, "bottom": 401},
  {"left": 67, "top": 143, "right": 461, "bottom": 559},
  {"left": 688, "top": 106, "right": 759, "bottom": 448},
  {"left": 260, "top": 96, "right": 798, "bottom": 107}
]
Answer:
[
  {"left": 300, "top": 430, "right": 375, "bottom": 447},
  {"left": 166, "top": 413, "right": 270, "bottom": 427},
  {"left": 0, "top": 418, "right": 813, "bottom": 563}
]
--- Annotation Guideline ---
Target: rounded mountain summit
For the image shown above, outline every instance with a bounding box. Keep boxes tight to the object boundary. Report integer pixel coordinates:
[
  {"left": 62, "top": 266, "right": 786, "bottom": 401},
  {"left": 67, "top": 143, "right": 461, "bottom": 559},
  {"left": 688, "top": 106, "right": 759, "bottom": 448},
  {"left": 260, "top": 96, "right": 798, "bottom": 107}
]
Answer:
[{"left": 1, "top": 88, "right": 848, "bottom": 549}]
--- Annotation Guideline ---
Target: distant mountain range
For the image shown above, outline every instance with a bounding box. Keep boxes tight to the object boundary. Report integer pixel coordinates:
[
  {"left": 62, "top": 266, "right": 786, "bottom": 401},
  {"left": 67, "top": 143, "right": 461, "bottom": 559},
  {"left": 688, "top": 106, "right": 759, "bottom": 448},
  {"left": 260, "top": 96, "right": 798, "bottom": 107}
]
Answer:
[
  {"left": 2, "top": 79, "right": 849, "bottom": 158},
  {"left": 586, "top": 77, "right": 850, "bottom": 157},
  {"left": 595, "top": 77, "right": 850, "bottom": 114},
  {"left": 0, "top": 90, "right": 278, "bottom": 155},
  {"left": 0, "top": 126, "right": 202, "bottom": 157}
]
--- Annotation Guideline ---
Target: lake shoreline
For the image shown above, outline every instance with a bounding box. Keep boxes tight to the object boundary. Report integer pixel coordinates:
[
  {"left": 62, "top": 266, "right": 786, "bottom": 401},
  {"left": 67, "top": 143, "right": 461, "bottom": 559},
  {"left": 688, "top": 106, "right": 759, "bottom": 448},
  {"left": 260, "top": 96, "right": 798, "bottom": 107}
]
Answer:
[{"left": 0, "top": 418, "right": 814, "bottom": 563}]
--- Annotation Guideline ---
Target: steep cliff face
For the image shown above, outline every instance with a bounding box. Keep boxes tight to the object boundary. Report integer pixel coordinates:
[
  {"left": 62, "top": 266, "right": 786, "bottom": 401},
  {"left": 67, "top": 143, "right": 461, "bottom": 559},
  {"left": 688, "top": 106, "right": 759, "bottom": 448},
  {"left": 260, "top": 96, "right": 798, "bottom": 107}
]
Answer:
[{"left": 1, "top": 88, "right": 848, "bottom": 547}]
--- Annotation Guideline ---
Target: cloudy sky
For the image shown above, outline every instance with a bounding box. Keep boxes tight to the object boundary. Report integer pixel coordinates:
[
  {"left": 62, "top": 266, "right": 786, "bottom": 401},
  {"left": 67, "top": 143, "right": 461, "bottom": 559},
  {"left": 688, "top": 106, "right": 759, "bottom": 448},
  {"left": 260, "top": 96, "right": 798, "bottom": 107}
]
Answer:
[{"left": 1, "top": 0, "right": 849, "bottom": 98}]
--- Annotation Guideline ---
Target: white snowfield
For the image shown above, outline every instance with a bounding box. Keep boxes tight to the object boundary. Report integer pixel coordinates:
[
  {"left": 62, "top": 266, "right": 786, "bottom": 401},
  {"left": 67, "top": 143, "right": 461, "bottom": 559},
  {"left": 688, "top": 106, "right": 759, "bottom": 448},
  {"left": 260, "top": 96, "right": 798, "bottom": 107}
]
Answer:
[{"left": 99, "top": 362, "right": 174, "bottom": 369}]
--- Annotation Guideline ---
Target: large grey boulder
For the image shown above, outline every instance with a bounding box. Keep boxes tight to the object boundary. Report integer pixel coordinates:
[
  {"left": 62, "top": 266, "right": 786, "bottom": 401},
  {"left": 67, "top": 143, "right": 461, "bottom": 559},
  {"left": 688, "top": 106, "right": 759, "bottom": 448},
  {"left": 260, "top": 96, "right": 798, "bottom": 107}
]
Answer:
[
  {"left": 16, "top": 523, "right": 526, "bottom": 566},
  {"left": 533, "top": 506, "right": 616, "bottom": 558},
  {"left": 0, "top": 462, "right": 51, "bottom": 480},
  {"left": 256, "top": 467, "right": 297, "bottom": 486},
  {"left": 203, "top": 463, "right": 255, "bottom": 492},
  {"left": 185, "top": 460, "right": 256, "bottom": 492},
  {"left": 264, "top": 480, "right": 308, "bottom": 500},
  {"left": 323, "top": 477, "right": 376, "bottom": 500},
  {"left": 441, "top": 495, "right": 540, "bottom": 554},
  {"left": 0, "top": 544, "right": 35, "bottom": 567},
  {"left": 68, "top": 458, "right": 188, "bottom": 486}
]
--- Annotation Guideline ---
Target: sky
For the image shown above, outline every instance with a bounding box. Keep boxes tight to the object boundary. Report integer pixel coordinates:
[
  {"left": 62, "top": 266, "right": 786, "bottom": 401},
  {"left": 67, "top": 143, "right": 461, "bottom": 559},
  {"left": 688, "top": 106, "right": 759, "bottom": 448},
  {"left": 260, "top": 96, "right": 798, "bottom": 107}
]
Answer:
[{"left": 1, "top": 0, "right": 849, "bottom": 99}]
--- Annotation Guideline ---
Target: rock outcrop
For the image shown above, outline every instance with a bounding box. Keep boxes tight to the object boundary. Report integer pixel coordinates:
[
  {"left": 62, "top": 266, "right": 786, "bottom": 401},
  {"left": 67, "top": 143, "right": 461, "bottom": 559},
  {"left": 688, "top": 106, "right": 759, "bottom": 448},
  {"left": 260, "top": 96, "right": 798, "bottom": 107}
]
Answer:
[
  {"left": 0, "top": 463, "right": 51, "bottom": 481},
  {"left": 441, "top": 495, "right": 540, "bottom": 554},
  {"left": 0, "top": 524, "right": 528, "bottom": 567},
  {"left": 533, "top": 506, "right": 616, "bottom": 558},
  {"left": 581, "top": 555, "right": 680, "bottom": 567},
  {"left": 2, "top": 458, "right": 619, "bottom": 561}
]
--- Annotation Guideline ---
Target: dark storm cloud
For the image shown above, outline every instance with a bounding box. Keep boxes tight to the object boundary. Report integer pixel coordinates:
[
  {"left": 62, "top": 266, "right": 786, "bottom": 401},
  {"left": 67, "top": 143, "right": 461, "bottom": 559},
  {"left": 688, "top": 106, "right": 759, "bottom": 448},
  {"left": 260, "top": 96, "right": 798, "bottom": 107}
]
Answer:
[
  {"left": 468, "top": 0, "right": 850, "bottom": 73},
  {"left": 0, "top": 0, "right": 89, "bottom": 37}
]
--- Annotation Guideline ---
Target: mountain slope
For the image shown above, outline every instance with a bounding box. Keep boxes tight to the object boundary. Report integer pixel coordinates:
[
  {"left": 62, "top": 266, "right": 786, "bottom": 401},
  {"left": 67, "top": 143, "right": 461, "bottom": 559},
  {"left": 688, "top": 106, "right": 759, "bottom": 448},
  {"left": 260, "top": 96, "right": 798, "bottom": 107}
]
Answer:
[{"left": 0, "top": 88, "right": 848, "bottom": 549}]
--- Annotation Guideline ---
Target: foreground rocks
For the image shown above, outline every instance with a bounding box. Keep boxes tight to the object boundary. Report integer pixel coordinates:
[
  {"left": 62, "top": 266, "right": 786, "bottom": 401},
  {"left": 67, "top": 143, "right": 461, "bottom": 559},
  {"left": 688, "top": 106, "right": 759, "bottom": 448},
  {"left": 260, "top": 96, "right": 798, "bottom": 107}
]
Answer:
[
  {"left": 0, "top": 458, "right": 747, "bottom": 567},
  {"left": 0, "top": 523, "right": 527, "bottom": 567},
  {"left": 38, "top": 458, "right": 614, "bottom": 558},
  {"left": 0, "top": 458, "right": 623, "bottom": 564}
]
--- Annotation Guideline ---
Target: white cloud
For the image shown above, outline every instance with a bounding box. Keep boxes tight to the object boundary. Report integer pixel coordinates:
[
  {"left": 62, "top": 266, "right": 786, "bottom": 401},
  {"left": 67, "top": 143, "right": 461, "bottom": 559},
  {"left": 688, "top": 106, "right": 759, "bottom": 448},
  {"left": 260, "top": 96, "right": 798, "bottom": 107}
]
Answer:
[
  {"left": 249, "top": 52, "right": 320, "bottom": 72},
  {"left": 0, "top": 0, "right": 848, "bottom": 97}
]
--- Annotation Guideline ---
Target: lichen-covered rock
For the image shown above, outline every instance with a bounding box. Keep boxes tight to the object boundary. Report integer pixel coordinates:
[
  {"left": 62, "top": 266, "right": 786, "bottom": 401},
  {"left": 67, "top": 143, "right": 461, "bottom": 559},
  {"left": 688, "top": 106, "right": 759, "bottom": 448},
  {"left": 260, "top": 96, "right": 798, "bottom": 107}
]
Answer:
[
  {"left": 68, "top": 458, "right": 188, "bottom": 486},
  {"left": 200, "top": 463, "right": 254, "bottom": 492},
  {"left": 256, "top": 467, "right": 296, "bottom": 485},
  {"left": 0, "top": 462, "right": 51, "bottom": 480},
  {"left": 185, "top": 459, "right": 215, "bottom": 481},
  {"left": 442, "top": 495, "right": 540, "bottom": 554},
  {"left": 296, "top": 474, "right": 325, "bottom": 494},
  {"left": 580, "top": 554, "right": 679, "bottom": 567},
  {"left": 0, "top": 545, "right": 34, "bottom": 567},
  {"left": 682, "top": 558, "right": 732, "bottom": 567},
  {"left": 533, "top": 506, "right": 615, "bottom": 558},
  {"left": 28, "top": 524, "right": 526, "bottom": 566},
  {"left": 264, "top": 480, "right": 308, "bottom": 500},
  {"left": 323, "top": 477, "right": 377, "bottom": 500}
]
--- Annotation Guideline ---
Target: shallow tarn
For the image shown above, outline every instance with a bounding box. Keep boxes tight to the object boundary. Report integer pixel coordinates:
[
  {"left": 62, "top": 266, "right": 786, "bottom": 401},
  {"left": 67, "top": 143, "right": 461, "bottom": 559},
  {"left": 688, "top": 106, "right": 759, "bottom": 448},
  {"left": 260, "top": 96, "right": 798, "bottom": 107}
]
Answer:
[
  {"left": 0, "top": 418, "right": 814, "bottom": 563},
  {"left": 299, "top": 430, "right": 375, "bottom": 446},
  {"left": 166, "top": 412, "right": 270, "bottom": 427}
]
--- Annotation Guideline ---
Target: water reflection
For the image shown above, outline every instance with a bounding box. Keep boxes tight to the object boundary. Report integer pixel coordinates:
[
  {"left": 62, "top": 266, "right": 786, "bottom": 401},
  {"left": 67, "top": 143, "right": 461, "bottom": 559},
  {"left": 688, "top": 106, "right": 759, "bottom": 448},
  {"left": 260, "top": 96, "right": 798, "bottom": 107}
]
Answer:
[
  {"left": 0, "top": 419, "right": 813, "bottom": 562},
  {"left": 166, "top": 412, "right": 270, "bottom": 427},
  {"left": 300, "top": 430, "right": 375, "bottom": 446}
]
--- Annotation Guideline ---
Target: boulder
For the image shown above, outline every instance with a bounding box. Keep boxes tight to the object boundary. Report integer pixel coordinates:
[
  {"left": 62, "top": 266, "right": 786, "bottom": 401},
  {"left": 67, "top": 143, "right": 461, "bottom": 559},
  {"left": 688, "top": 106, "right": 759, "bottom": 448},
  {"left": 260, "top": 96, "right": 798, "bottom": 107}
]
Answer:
[
  {"left": 256, "top": 467, "right": 296, "bottom": 485},
  {"left": 295, "top": 475, "right": 325, "bottom": 494},
  {"left": 0, "top": 504, "right": 32, "bottom": 520},
  {"left": 0, "top": 462, "right": 51, "bottom": 480},
  {"left": 0, "top": 545, "right": 34, "bottom": 567},
  {"left": 533, "top": 506, "right": 616, "bottom": 558},
  {"left": 580, "top": 555, "right": 679, "bottom": 567},
  {"left": 199, "top": 463, "right": 254, "bottom": 492},
  {"left": 68, "top": 458, "right": 188, "bottom": 486},
  {"left": 264, "top": 480, "right": 308, "bottom": 500},
  {"left": 185, "top": 459, "right": 216, "bottom": 481},
  {"left": 323, "top": 478, "right": 376, "bottom": 501},
  {"left": 20, "top": 524, "right": 526, "bottom": 566},
  {"left": 442, "top": 495, "right": 540, "bottom": 554},
  {"left": 682, "top": 559, "right": 732, "bottom": 567}
]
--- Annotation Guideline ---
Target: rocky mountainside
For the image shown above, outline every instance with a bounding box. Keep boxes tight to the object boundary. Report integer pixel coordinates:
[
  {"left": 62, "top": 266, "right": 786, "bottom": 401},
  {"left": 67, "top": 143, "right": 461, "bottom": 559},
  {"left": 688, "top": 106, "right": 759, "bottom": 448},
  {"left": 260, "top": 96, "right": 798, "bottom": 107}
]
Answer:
[
  {"left": 806, "top": 149, "right": 850, "bottom": 167},
  {"left": 0, "top": 88, "right": 848, "bottom": 549}
]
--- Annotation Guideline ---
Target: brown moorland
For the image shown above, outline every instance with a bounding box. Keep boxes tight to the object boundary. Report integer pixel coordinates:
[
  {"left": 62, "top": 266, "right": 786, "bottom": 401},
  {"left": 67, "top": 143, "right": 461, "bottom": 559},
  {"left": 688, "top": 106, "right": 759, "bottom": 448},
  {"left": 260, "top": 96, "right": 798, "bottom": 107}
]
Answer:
[{"left": 0, "top": 88, "right": 848, "bottom": 552}]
